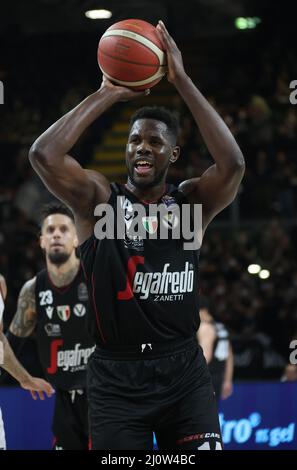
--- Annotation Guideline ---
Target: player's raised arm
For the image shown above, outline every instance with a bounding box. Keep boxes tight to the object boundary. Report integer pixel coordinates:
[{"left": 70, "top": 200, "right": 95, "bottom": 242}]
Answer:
[
  {"left": 29, "top": 78, "right": 149, "bottom": 215},
  {"left": 156, "top": 21, "right": 245, "bottom": 231}
]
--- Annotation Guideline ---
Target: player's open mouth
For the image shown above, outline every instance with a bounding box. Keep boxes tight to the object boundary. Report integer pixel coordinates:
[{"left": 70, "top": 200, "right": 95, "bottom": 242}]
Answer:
[{"left": 134, "top": 159, "right": 154, "bottom": 175}]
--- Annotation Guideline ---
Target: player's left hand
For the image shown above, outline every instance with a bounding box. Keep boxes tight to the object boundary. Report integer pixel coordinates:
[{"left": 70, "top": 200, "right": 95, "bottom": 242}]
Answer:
[
  {"left": 99, "top": 75, "right": 150, "bottom": 102},
  {"left": 156, "top": 20, "right": 186, "bottom": 84},
  {"left": 21, "top": 376, "right": 55, "bottom": 400}
]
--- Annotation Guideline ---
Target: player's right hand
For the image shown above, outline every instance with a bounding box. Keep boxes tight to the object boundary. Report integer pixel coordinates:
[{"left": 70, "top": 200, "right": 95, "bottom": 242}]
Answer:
[
  {"left": 20, "top": 376, "right": 55, "bottom": 400},
  {"left": 99, "top": 75, "right": 150, "bottom": 102}
]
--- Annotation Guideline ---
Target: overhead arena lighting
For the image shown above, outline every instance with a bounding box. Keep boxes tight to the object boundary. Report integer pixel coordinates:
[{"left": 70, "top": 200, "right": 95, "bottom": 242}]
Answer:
[
  {"left": 235, "top": 17, "right": 261, "bottom": 30},
  {"left": 247, "top": 264, "right": 261, "bottom": 275},
  {"left": 85, "top": 9, "right": 112, "bottom": 20},
  {"left": 259, "top": 269, "right": 270, "bottom": 280}
]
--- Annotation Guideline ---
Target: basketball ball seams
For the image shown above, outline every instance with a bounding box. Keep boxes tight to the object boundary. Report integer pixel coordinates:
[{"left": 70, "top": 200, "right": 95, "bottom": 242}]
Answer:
[
  {"left": 98, "top": 38, "right": 162, "bottom": 66},
  {"left": 100, "top": 30, "right": 166, "bottom": 65},
  {"left": 101, "top": 67, "right": 166, "bottom": 87},
  {"left": 102, "top": 25, "right": 165, "bottom": 54},
  {"left": 98, "top": 49, "right": 162, "bottom": 68},
  {"left": 99, "top": 51, "right": 159, "bottom": 82}
]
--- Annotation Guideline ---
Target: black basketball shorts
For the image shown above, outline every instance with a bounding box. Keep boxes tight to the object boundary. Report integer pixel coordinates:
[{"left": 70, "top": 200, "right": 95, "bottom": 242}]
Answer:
[
  {"left": 52, "top": 388, "right": 89, "bottom": 450},
  {"left": 87, "top": 337, "right": 223, "bottom": 450}
]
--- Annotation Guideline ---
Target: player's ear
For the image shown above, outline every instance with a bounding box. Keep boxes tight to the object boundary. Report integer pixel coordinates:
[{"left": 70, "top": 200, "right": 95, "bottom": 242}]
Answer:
[
  {"left": 169, "top": 146, "right": 180, "bottom": 163},
  {"left": 39, "top": 234, "right": 45, "bottom": 249},
  {"left": 73, "top": 234, "right": 79, "bottom": 248}
]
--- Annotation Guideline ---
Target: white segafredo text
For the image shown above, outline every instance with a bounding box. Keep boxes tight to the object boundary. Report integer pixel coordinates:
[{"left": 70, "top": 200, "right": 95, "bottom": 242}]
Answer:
[
  {"left": 55, "top": 343, "right": 95, "bottom": 372},
  {"left": 133, "top": 262, "right": 194, "bottom": 300}
]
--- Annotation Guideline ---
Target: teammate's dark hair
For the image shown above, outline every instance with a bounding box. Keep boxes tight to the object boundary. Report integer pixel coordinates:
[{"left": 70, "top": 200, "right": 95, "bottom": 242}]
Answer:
[
  {"left": 130, "top": 106, "right": 180, "bottom": 144},
  {"left": 199, "top": 296, "right": 210, "bottom": 311},
  {"left": 39, "top": 202, "right": 74, "bottom": 228},
  {"left": 200, "top": 296, "right": 223, "bottom": 322}
]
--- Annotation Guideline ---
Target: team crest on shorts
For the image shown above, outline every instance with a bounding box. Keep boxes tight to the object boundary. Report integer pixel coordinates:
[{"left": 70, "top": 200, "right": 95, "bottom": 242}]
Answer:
[{"left": 57, "top": 305, "right": 71, "bottom": 322}]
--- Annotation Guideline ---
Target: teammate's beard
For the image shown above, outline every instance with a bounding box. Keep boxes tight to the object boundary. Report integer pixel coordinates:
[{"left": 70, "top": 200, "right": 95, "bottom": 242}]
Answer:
[
  {"left": 48, "top": 251, "right": 70, "bottom": 265},
  {"left": 127, "top": 165, "right": 168, "bottom": 190}
]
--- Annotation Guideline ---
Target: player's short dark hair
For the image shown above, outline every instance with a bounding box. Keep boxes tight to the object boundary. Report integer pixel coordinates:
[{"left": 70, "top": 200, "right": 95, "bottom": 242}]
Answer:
[
  {"left": 130, "top": 106, "right": 180, "bottom": 144},
  {"left": 200, "top": 296, "right": 210, "bottom": 311},
  {"left": 39, "top": 202, "right": 74, "bottom": 228}
]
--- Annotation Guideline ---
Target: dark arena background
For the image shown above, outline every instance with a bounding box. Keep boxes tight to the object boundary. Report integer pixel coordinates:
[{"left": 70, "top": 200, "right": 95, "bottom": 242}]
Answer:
[{"left": 0, "top": 0, "right": 297, "bottom": 451}]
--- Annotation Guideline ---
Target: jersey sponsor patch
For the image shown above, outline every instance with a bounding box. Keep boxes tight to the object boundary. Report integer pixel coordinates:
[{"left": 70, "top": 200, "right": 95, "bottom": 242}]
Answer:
[
  {"left": 124, "top": 235, "right": 144, "bottom": 251},
  {"left": 56, "top": 305, "right": 71, "bottom": 322},
  {"left": 162, "top": 211, "right": 179, "bottom": 230},
  {"left": 133, "top": 261, "right": 194, "bottom": 300},
  {"left": 46, "top": 306, "right": 54, "bottom": 319},
  {"left": 47, "top": 341, "right": 95, "bottom": 374},
  {"left": 77, "top": 282, "right": 88, "bottom": 302},
  {"left": 142, "top": 216, "right": 158, "bottom": 234},
  {"left": 117, "top": 258, "right": 194, "bottom": 302},
  {"left": 122, "top": 197, "right": 135, "bottom": 231},
  {"left": 44, "top": 323, "right": 61, "bottom": 337},
  {"left": 73, "top": 303, "right": 86, "bottom": 317}
]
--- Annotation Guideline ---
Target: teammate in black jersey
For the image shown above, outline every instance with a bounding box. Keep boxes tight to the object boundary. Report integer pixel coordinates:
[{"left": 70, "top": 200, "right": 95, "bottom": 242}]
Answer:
[
  {"left": 197, "top": 297, "right": 233, "bottom": 402},
  {"left": 8, "top": 204, "right": 94, "bottom": 450},
  {"left": 29, "top": 21, "right": 245, "bottom": 450}
]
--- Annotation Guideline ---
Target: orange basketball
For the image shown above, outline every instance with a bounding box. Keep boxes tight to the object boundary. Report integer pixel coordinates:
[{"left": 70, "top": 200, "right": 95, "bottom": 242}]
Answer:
[{"left": 97, "top": 19, "right": 167, "bottom": 90}]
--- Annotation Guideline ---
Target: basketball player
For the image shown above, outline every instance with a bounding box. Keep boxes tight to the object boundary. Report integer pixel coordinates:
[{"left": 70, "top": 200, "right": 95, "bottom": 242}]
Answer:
[
  {"left": 197, "top": 297, "right": 233, "bottom": 402},
  {"left": 7, "top": 204, "right": 95, "bottom": 450},
  {"left": 1, "top": 274, "right": 54, "bottom": 450},
  {"left": 28, "top": 21, "right": 245, "bottom": 450}
]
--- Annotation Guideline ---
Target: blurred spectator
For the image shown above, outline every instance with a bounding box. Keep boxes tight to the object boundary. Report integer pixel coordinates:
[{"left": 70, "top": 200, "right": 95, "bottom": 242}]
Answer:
[{"left": 281, "top": 364, "right": 297, "bottom": 382}]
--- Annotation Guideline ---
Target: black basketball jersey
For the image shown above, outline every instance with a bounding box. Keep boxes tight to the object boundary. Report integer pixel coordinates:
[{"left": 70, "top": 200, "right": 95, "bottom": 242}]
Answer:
[
  {"left": 80, "top": 183, "right": 201, "bottom": 347},
  {"left": 35, "top": 268, "right": 95, "bottom": 390},
  {"left": 208, "top": 322, "right": 229, "bottom": 383}
]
